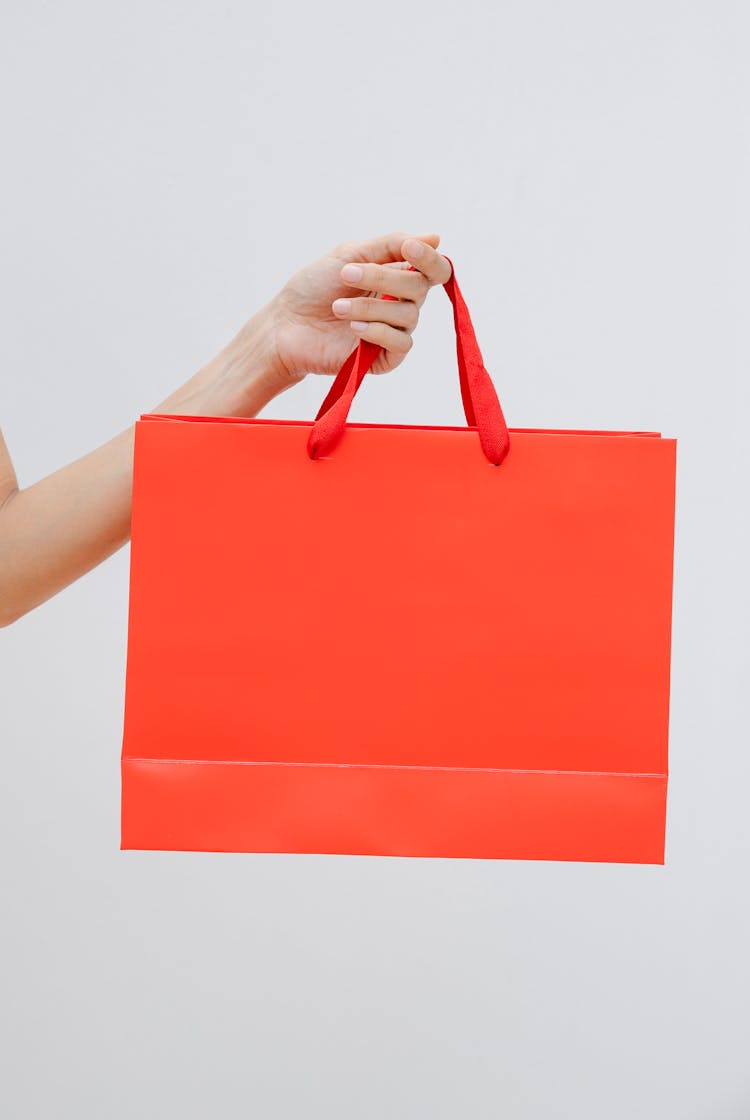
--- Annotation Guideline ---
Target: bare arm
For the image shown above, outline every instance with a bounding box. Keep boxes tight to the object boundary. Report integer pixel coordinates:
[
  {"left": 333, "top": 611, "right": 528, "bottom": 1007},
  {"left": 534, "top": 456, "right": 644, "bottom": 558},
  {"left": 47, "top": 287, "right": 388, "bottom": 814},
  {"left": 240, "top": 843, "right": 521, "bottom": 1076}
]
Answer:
[
  {"left": 0, "top": 232, "right": 450, "bottom": 627},
  {"left": 0, "top": 306, "right": 291, "bottom": 627}
]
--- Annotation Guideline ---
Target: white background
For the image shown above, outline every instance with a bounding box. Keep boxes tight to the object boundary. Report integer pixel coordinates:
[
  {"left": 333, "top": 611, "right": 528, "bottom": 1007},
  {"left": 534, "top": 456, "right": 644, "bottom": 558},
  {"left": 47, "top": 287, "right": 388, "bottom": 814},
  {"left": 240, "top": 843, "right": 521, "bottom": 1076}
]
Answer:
[{"left": 1, "top": 2, "right": 748, "bottom": 1117}]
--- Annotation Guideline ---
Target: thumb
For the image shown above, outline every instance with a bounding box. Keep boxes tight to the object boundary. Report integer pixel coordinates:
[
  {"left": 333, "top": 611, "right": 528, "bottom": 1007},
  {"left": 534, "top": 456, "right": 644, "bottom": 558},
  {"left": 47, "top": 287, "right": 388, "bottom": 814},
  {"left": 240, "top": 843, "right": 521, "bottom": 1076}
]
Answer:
[{"left": 343, "top": 230, "right": 441, "bottom": 264}]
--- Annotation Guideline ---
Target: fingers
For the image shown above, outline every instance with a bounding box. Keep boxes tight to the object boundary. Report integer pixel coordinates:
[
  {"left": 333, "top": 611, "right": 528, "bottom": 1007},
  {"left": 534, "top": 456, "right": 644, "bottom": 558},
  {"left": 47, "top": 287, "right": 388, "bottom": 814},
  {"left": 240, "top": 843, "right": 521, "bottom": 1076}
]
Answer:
[
  {"left": 400, "top": 238, "right": 453, "bottom": 286},
  {"left": 336, "top": 230, "right": 440, "bottom": 265},
  {"left": 330, "top": 231, "right": 452, "bottom": 365},
  {"left": 348, "top": 320, "right": 414, "bottom": 355},
  {"left": 339, "top": 261, "right": 429, "bottom": 302},
  {"left": 337, "top": 235, "right": 451, "bottom": 298},
  {"left": 331, "top": 295, "right": 418, "bottom": 332}
]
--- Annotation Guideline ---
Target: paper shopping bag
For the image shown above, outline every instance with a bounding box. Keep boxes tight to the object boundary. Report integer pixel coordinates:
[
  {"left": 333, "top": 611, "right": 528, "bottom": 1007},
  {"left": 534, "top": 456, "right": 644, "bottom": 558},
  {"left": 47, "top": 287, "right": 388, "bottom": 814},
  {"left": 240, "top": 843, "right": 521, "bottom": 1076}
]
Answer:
[{"left": 121, "top": 262, "right": 676, "bottom": 863}]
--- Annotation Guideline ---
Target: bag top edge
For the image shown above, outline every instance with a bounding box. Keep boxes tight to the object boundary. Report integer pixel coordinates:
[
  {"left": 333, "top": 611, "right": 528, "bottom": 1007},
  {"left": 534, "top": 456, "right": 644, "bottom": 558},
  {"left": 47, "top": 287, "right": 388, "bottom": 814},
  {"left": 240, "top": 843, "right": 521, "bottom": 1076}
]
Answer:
[{"left": 138, "top": 414, "right": 664, "bottom": 439}]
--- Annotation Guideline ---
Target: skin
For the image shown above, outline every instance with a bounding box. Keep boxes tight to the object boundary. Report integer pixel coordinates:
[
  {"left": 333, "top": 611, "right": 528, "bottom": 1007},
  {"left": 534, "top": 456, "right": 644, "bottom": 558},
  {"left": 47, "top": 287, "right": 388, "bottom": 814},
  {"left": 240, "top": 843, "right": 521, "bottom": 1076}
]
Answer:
[{"left": 0, "top": 231, "right": 452, "bottom": 627}]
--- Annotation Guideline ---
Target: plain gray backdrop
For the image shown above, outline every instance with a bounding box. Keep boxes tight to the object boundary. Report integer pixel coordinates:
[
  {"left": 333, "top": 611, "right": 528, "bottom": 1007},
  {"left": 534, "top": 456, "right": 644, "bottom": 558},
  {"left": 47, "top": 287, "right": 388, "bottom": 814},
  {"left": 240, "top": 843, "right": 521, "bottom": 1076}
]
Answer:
[{"left": 1, "top": 1, "right": 748, "bottom": 1117}]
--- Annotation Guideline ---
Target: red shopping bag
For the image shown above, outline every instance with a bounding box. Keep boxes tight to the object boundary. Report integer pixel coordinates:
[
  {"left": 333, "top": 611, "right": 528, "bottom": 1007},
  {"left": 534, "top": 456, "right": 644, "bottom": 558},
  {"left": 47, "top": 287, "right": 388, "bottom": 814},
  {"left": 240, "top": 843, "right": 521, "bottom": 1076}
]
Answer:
[{"left": 121, "top": 263, "right": 676, "bottom": 863}]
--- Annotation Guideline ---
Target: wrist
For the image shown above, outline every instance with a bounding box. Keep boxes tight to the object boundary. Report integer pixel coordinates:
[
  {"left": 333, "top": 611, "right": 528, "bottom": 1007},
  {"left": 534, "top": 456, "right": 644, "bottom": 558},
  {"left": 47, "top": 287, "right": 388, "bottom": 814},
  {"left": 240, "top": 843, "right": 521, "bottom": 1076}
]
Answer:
[
  {"left": 231, "top": 299, "right": 301, "bottom": 388},
  {"left": 155, "top": 301, "right": 303, "bottom": 419},
  {"left": 206, "top": 300, "right": 305, "bottom": 415}
]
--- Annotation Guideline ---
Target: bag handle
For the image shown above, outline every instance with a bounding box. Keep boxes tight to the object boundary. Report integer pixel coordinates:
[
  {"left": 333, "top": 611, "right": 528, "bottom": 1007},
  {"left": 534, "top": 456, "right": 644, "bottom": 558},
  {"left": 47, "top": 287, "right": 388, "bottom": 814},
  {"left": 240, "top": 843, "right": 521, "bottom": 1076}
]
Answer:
[{"left": 307, "top": 258, "right": 510, "bottom": 465}]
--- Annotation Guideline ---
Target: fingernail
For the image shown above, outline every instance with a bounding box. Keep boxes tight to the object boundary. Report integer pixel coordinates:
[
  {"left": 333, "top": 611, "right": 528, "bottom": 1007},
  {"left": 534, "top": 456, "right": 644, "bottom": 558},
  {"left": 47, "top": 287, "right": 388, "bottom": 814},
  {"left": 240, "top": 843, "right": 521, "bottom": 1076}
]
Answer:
[
  {"left": 341, "top": 263, "right": 363, "bottom": 283},
  {"left": 332, "top": 298, "right": 351, "bottom": 315},
  {"left": 404, "top": 239, "right": 424, "bottom": 259},
  {"left": 350, "top": 320, "right": 368, "bottom": 332}
]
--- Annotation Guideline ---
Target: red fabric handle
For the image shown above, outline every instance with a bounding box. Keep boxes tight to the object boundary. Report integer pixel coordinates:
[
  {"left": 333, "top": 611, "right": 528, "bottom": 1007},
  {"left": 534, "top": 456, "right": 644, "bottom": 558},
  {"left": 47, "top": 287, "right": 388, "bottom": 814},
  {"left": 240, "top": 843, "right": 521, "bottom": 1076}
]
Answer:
[{"left": 307, "top": 258, "right": 510, "bottom": 465}]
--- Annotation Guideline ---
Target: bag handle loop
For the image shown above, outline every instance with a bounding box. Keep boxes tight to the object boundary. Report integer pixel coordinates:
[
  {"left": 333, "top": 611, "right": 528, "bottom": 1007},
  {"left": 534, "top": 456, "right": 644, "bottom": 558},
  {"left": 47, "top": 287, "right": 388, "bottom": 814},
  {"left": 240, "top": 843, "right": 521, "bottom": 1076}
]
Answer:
[{"left": 307, "top": 258, "right": 510, "bottom": 465}]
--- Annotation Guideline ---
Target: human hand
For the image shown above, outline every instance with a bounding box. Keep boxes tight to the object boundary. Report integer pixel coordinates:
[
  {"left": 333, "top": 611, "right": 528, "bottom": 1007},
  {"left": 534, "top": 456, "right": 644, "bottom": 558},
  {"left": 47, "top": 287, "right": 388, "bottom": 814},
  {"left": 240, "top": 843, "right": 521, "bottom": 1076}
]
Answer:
[
  {"left": 0, "top": 232, "right": 453, "bottom": 626},
  {"left": 268, "top": 231, "right": 453, "bottom": 382}
]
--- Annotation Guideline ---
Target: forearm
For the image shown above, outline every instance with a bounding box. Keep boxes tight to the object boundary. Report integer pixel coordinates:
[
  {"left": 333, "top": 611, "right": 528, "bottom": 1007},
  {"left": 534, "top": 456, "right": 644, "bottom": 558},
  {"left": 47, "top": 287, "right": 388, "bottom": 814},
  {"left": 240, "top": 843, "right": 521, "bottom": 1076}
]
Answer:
[
  {"left": 0, "top": 306, "right": 295, "bottom": 626},
  {"left": 0, "top": 426, "right": 136, "bottom": 626}
]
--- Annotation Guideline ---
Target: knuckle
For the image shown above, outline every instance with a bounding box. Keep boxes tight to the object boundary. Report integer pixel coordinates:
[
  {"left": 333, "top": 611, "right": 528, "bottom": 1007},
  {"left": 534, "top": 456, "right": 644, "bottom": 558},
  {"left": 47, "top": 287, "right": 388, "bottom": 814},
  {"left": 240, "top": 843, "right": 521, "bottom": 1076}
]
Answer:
[
  {"left": 356, "top": 264, "right": 373, "bottom": 290},
  {"left": 405, "top": 303, "right": 419, "bottom": 329},
  {"left": 406, "top": 271, "right": 426, "bottom": 298},
  {"left": 371, "top": 263, "right": 388, "bottom": 290},
  {"left": 437, "top": 254, "right": 452, "bottom": 283},
  {"left": 389, "top": 270, "right": 412, "bottom": 298}
]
